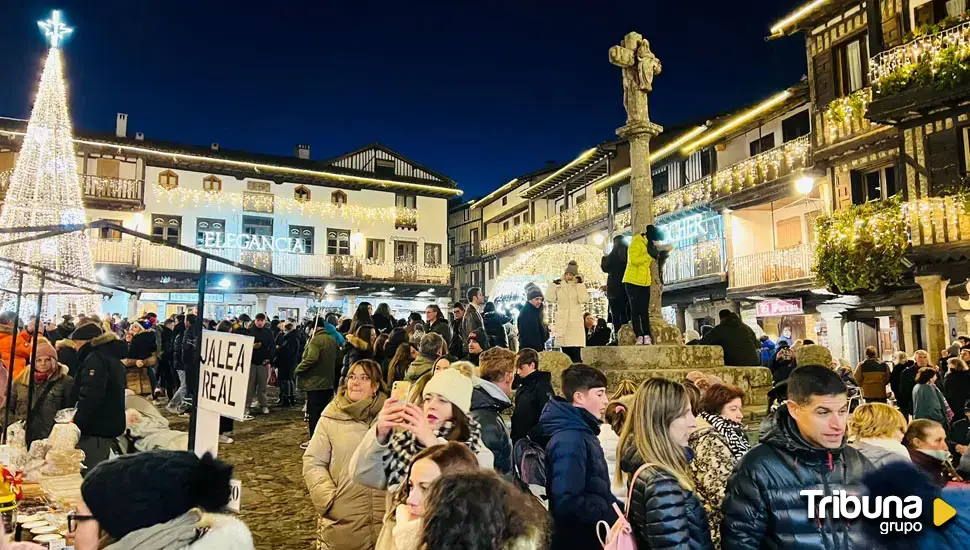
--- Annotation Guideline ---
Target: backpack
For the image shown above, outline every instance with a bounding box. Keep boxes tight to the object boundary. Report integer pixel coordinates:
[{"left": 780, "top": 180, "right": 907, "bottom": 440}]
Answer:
[
  {"left": 596, "top": 462, "right": 652, "bottom": 550},
  {"left": 512, "top": 437, "right": 548, "bottom": 509}
]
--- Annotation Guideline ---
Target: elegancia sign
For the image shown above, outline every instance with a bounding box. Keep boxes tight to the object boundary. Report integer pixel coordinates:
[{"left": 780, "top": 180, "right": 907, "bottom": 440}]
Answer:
[
  {"left": 657, "top": 213, "right": 723, "bottom": 244},
  {"left": 200, "top": 232, "right": 306, "bottom": 254}
]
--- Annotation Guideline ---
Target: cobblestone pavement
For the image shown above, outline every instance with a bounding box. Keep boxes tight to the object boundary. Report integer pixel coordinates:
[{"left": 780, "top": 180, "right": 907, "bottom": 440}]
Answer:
[{"left": 166, "top": 395, "right": 317, "bottom": 549}]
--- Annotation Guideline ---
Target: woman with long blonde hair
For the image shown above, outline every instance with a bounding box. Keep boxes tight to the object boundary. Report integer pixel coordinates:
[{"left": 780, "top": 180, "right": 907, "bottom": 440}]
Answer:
[{"left": 617, "top": 378, "right": 713, "bottom": 549}]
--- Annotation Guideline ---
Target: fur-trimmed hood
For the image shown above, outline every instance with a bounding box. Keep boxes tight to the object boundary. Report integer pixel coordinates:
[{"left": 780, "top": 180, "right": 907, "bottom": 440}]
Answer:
[
  {"left": 346, "top": 334, "right": 370, "bottom": 352},
  {"left": 80, "top": 331, "right": 128, "bottom": 361},
  {"left": 55, "top": 338, "right": 76, "bottom": 350}
]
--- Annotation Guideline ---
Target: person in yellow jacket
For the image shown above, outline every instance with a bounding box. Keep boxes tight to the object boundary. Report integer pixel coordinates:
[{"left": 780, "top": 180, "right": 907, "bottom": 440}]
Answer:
[{"left": 622, "top": 225, "right": 663, "bottom": 345}]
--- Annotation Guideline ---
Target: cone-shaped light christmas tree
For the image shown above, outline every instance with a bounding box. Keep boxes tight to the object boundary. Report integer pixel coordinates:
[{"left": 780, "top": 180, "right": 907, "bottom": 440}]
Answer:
[{"left": 0, "top": 11, "right": 102, "bottom": 316}]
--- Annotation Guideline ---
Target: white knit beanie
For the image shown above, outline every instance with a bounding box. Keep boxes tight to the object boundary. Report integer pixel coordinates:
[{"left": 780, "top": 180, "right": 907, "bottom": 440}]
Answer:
[{"left": 423, "top": 368, "right": 473, "bottom": 415}]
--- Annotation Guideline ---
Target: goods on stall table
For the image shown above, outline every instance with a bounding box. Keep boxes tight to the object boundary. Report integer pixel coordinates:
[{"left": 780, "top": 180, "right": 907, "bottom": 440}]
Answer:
[{"left": 46, "top": 424, "right": 79, "bottom": 451}]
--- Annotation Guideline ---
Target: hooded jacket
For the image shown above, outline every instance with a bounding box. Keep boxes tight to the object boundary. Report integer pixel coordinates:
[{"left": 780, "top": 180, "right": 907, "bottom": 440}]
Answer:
[
  {"left": 622, "top": 448, "right": 713, "bottom": 550},
  {"left": 340, "top": 335, "right": 373, "bottom": 387},
  {"left": 483, "top": 310, "right": 512, "bottom": 349},
  {"left": 696, "top": 314, "right": 760, "bottom": 366},
  {"left": 470, "top": 379, "right": 512, "bottom": 474},
  {"left": 304, "top": 391, "right": 388, "bottom": 550},
  {"left": 600, "top": 243, "right": 628, "bottom": 301},
  {"left": 0, "top": 324, "right": 32, "bottom": 380},
  {"left": 296, "top": 330, "right": 340, "bottom": 392},
  {"left": 943, "top": 369, "right": 970, "bottom": 417},
  {"left": 427, "top": 318, "right": 452, "bottom": 347},
  {"left": 721, "top": 405, "right": 871, "bottom": 550},
  {"left": 539, "top": 398, "right": 618, "bottom": 550},
  {"left": 853, "top": 358, "right": 890, "bottom": 399},
  {"left": 7, "top": 364, "right": 73, "bottom": 445},
  {"left": 71, "top": 332, "right": 128, "bottom": 439},
  {"left": 516, "top": 302, "right": 548, "bottom": 353},
  {"left": 511, "top": 370, "right": 554, "bottom": 442}
]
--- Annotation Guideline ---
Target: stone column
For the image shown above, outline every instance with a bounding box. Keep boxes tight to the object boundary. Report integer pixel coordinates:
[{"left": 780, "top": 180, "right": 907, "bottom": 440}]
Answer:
[
  {"left": 916, "top": 274, "right": 950, "bottom": 362},
  {"left": 817, "top": 305, "right": 845, "bottom": 363},
  {"left": 675, "top": 303, "right": 687, "bottom": 333}
]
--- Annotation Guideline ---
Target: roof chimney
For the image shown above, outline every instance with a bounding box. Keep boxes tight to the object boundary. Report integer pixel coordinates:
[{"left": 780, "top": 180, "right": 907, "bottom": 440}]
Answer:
[
  {"left": 211, "top": 142, "right": 220, "bottom": 151},
  {"left": 135, "top": 132, "right": 144, "bottom": 141},
  {"left": 116, "top": 113, "right": 128, "bottom": 138},
  {"left": 295, "top": 144, "right": 310, "bottom": 160}
]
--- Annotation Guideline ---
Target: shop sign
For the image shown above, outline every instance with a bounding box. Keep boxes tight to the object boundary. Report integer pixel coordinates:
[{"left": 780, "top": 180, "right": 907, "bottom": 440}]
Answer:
[
  {"left": 658, "top": 213, "right": 723, "bottom": 244},
  {"left": 756, "top": 298, "right": 804, "bottom": 317},
  {"left": 140, "top": 292, "right": 169, "bottom": 301},
  {"left": 197, "top": 329, "right": 252, "bottom": 421},
  {"left": 170, "top": 293, "right": 224, "bottom": 303},
  {"left": 201, "top": 231, "right": 306, "bottom": 253}
]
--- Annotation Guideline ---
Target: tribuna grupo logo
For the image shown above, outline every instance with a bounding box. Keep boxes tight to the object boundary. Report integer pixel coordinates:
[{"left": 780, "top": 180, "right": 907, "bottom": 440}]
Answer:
[{"left": 802, "top": 490, "right": 923, "bottom": 535}]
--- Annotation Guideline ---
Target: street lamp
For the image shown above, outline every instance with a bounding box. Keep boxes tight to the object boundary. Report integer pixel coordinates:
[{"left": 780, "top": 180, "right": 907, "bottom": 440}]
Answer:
[
  {"left": 796, "top": 175, "right": 815, "bottom": 195},
  {"left": 218, "top": 278, "right": 232, "bottom": 289}
]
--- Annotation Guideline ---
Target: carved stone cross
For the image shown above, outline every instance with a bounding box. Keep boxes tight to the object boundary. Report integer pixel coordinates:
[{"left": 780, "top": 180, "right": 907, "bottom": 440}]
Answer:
[{"left": 609, "top": 32, "right": 662, "bottom": 126}]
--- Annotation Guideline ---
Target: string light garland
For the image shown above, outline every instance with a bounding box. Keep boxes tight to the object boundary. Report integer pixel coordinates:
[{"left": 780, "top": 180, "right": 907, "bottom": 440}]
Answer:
[
  {"left": 769, "top": 0, "right": 830, "bottom": 37},
  {"left": 680, "top": 91, "right": 793, "bottom": 154},
  {"left": 481, "top": 194, "right": 607, "bottom": 255},
  {"left": 0, "top": 13, "right": 102, "bottom": 316},
  {"left": 711, "top": 134, "right": 812, "bottom": 196},
  {"left": 151, "top": 184, "right": 418, "bottom": 227},
  {"left": 822, "top": 89, "right": 872, "bottom": 142},
  {"left": 521, "top": 148, "right": 599, "bottom": 196},
  {"left": 871, "top": 20, "right": 970, "bottom": 95}
]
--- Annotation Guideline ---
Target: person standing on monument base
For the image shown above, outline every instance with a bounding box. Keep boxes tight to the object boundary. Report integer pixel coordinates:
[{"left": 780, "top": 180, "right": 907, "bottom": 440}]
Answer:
[
  {"left": 601, "top": 235, "right": 629, "bottom": 343},
  {"left": 546, "top": 260, "right": 589, "bottom": 363},
  {"left": 623, "top": 224, "right": 662, "bottom": 345}
]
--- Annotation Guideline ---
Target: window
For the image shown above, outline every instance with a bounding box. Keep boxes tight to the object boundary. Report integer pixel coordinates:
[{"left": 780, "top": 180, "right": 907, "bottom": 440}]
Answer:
[
  {"left": 614, "top": 183, "right": 632, "bottom": 209},
  {"left": 652, "top": 168, "right": 669, "bottom": 196},
  {"left": 242, "top": 215, "right": 273, "bottom": 238},
  {"left": 835, "top": 35, "right": 869, "bottom": 97},
  {"left": 850, "top": 165, "right": 898, "bottom": 205},
  {"left": 158, "top": 170, "right": 179, "bottom": 190},
  {"left": 203, "top": 175, "right": 222, "bottom": 192},
  {"left": 782, "top": 111, "right": 812, "bottom": 142},
  {"left": 576, "top": 195, "right": 587, "bottom": 205},
  {"left": 151, "top": 214, "right": 182, "bottom": 245},
  {"left": 294, "top": 186, "right": 311, "bottom": 202},
  {"left": 330, "top": 190, "right": 347, "bottom": 205},
  {"left": 470, "top": 228, "right": 479, "bottom": 247},
  {"left": 289, "top": 225, "right": 314, "bottom": 254},
  {"left": 749, "top": 134, "right": 776, "bottom": 156},
  {"left": 396, "top": 241, "right": 417, "bottom": 263},
  {"left": 513, "top": 216, "right": 521, "bottom": 227},
  {"left": 521, "top": 212, "right": 529, "bottom": 224},
  {"left": 425, "top": 244, "right": 442, "bottom": 266},
  {"left": 502, "top": 196, "right": 508, "bottom": 206},
  {"left": 448, "top": 237, "right": 455, "bottom": 256},
  {"left": 327, "top": 229, "right": 351, "bottom": 255},
  {"left": 463, "top": 209, "right": 469, "bottom": 221},
  {"left": 776, "top": 217, "right": 803, "bottom": 249},
  {"left": 366, "top": 239, "right": 385, "bottom": 262},
  {"left": 375, "top": 158, "right": 395, "bottom": 178},
  {"left": 196, "top": 218, "right": 225, "bottom": 246},
  {"left": 97, "top": 158, "right": 120, "bottom": 178},
  {"left": 503, "top": 221, "right": 510, "bottom": 231},
  {"left": 470, "top": 269, "right": 480, "bottom": 287},
  {"left": 98, "top": 219, "right": 122, "bottom": 241},
  {"left": 396, "top": 194, "right": 416, "bottom": 210}
]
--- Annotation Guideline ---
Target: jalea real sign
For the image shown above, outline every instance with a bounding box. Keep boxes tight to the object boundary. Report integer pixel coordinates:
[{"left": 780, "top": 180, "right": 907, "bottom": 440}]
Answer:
[
  {"left": 197, "top": 329, "right": 252, "bottom": 421},
  {"left": 755, "top": 298, "right": 804, "bottom": 317}
]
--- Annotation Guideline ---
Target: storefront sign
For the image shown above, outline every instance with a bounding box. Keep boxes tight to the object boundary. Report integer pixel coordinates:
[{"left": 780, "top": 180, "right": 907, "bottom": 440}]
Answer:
[
  {"left": 756, "top": 298, "right": 804, "bottom": 317},
  {"left": 140, "top": 292, "right": 169, "bottom": 301},
  {"left": 658, "top": 213, "right": 723, "bottom": 244},
  {"left": 197, "top": 330, "right": 252, "bottom": 421},
  {"left": 170, "top": 293, "right": 224, "bottom": 303},
  {"left": 201, "top": 231, "right": 306, "bottom": 253}
]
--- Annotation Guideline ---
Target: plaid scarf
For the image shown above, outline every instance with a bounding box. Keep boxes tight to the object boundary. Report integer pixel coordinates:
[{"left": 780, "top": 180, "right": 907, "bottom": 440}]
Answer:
[
  {"left": 385, "top": 418, "right": 483, "bottom": 488},
  {"left": 700, "top": 411, "right": 750, "bottom": 461}
]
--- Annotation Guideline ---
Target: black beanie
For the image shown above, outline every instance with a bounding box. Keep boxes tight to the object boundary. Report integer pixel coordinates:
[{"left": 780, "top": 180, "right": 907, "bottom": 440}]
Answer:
[
  {"left": 81, "top": 451, "right": 233, "bottom": 540},
  {"left": 70, "top": 322, "right": 103, "bottom": 341}
]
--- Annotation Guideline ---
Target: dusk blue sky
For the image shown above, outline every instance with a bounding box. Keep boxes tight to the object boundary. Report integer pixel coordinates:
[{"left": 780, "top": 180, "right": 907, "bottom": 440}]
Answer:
[{"left": 0, "top": 1, "right": 807, "bottom": 198}]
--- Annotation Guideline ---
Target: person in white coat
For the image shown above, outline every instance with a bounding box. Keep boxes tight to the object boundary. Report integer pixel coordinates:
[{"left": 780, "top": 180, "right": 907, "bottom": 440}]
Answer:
[{"left": 546, "top": 260, "right": 590, "bottom": 363}]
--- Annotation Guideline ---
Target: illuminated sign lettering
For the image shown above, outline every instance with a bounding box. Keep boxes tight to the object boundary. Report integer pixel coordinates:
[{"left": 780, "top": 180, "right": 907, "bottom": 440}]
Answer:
[
  {"left": 658, "top": 214, "right": 722, "bottom": 244},
  {"left": 201, "top": 232, "right": 306, "bottom": 254}
]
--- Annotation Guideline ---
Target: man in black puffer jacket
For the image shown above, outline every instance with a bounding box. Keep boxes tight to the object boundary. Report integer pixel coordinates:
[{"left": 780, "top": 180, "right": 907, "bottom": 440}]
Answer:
[
  {"left": 470, "top": 348, "right": 514, "bottom": 474},
  {"left": 511, "top": 348, "right": 555, "bottom": 442},
  {"left": 722, "top": 365, "right": 872, "bottom": 550}
]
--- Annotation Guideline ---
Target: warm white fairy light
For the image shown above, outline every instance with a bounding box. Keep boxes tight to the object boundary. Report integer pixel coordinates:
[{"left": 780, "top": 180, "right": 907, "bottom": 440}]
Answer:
[
  {"left": 0, "top": 18, "right": 102, "bottom": 316},
  {"left": 480, "top": 194, "right": 608, "bottom": 255}
]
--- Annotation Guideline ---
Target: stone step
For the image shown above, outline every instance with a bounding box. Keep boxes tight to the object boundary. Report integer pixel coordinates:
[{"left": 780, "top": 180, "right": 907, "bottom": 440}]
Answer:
[{"left": 581, "top": 344, "right": 725, "bottom": 371}]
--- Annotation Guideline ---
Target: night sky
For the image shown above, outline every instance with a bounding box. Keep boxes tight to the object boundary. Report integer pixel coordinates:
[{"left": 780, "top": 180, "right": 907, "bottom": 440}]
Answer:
[{"left": 0, "top": 1, "right": 806, "bottom": 198}]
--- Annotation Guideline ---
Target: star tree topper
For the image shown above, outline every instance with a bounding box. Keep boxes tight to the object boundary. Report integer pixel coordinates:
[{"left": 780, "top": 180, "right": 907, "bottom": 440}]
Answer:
[{"left": 38, "top": 10, "right": 73, "bottom": 48}]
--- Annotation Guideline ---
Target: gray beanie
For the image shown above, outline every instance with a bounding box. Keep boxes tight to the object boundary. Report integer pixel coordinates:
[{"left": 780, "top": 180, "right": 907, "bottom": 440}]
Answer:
[
  {"left": 525, "top": 283, "right": 544, "bottom": 301},
  {"left": 564, "top": 260, "right": 579, "bottom": 277}
]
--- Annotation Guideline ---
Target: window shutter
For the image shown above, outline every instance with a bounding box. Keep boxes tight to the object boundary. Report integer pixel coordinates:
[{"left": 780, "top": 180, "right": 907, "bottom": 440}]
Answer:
[
  {"left": 850, "top": 171, "right": 864, "bottom": 205},
  {"left": 776, "top": 217, "right": 803, "bottom": 249},
  {"left": 882, "top": 14, "right": 903, "bottom": 48},
  {"left": 813, "top": 51, "right": 836, "bottom": 107},
  {"left": 97, "top": 158, "right": 120, "bottom": 178},
  {"left": 927, "top": 128, "right": 961, "bottom": 195},
  {"left": 835, "top": 171, "right": 854, "bottom": 210}
]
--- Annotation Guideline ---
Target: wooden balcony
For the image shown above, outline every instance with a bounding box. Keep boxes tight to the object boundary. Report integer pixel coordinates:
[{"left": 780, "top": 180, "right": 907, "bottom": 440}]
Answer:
[
  {"left": 729, "top": 243, "right": 814, "bottom": 289},
  {"left": 868, "top": 21, "right": 970, "bottom": 123},
  {"left": 481, "top": 194, "right": 607, "bottom": 255},
  {"left": 816, "top": 89, "right": 884, "bottom": 150},
  {"left": 903, "top": 197, "right": 970, "bottom": 247},
  {"left": 663, "top": 239, "right": 726, "bottom": 283},
  {"left": 90, "top": 237, "right": 451, "bottom": 284},
  {"left": 711, "top": 135, "right": 812, "bottom": 198},
  {"left": 0, "top": 171, "right": 145, "bottom": 210}
]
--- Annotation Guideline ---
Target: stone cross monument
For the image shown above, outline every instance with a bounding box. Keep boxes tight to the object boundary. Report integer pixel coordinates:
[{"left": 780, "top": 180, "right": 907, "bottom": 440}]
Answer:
[{"left": 610, "top": 32, "right": 681, "bottom": 344}]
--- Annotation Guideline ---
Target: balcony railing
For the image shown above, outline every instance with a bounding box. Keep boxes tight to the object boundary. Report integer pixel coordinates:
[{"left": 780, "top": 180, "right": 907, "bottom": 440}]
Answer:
[
  {"left": 654, "top": 177, "right": 713, "bottom": 218},
  {"left": 0, "top": 171, "right": 144, "bottom": 207},
  {"left": 711, "top": 135, "right": 812, "bottom": 197},
  {"left": 90, "top": 237, "right": 451, "bottom": 284},
  {"left": 663, "top": 239, "right": 726, "bottom": 283},
  {"left": 729, "top": 243, "right": 815, "bottom": 289},
  {"left": 457, "top": 242, "right": 480, "bottom": 261},
  {"left": 902, "top": 196, "right": 970, "bottom": 246},
  {"left": 481, "top": 193, "right": 607, "bottom": 255},
  {"left": 817, "top": 88, "right": 879, "bottom": 148}
]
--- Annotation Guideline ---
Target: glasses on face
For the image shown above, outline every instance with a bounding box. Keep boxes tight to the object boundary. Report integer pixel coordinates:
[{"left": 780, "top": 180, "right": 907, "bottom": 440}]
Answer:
[
  {"left": 347, "top": 374, "right": 371, "bottom": 383},
  {"left": 68, "top": 510, "right": 96, "bottom": 533}
]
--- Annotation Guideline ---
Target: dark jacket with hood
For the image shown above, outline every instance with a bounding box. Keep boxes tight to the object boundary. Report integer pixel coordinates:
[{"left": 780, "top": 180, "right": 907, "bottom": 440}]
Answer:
[
  {"left": 894, "top": 360, "right": 918, "bottom": 414},
  {"left": 600, "top": 242, "right": 629, "bottom": 301},
  {"left": 511, "top": 370, "right": 555, "bottom": 442},
  {"left": 622, "top": 447, "right": 713, "bottom": 550},
  {"left": 70, "top": 332, "right": 127, "bottom": 439},
  {"left": 273, "top": 329, "right": 303, "bottom": 380},
  {"left": 696, "top": 314, "right": 760, "bottom": 366},
  {"left": 469, "top": 379, "right": 512, "bottom": 474},
  {"left": 943, "top": 369, "right": 970, "bottom": 418},
  {"left": 249, "top": 325, "right": 276, "bottom": 365},
  {"left": 538, "top": 398, "right": 619, "bottom": 550},
  {"left": 721, "top": 406, "right": 871, "bottom": 550},
  {"left": 296, "top": 329, "right": 340, "bottom": 392},
  {"left": 126, "top": 331, "right": 157, "bottom": 361},
  {"left": 372, "top": 312, "right": 395, "bottom": 334},
  {"left": 339, "top": 334, "right": 372, "bottom": 387},
  {"left": 427, "top": 317, "right": 452, "bottom": 347},
  {"left": 483, "top": 310, "right": 512, "bottom": 349},
  {"left": 516, "top": 302, "right": 548, "bottom": 353},
  {"left": 56, "top": 339, "right": 81, "bottom": 378}
]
